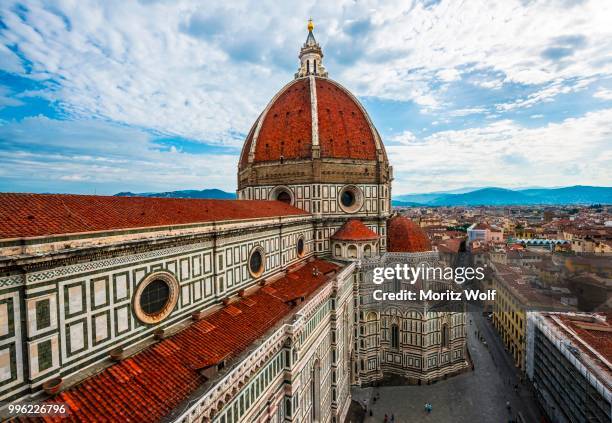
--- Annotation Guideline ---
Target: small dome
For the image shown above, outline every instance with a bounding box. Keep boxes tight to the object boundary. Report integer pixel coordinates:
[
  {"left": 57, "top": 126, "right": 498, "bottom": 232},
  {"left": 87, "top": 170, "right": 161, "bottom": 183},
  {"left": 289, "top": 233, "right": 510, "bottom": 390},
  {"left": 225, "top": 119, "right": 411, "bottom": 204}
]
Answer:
[
  {"left": 387, "top": 215, "right": 432, "bottom": 253},
  {"left": 331, "top": 219, "right": 379, "bottom": 241}
]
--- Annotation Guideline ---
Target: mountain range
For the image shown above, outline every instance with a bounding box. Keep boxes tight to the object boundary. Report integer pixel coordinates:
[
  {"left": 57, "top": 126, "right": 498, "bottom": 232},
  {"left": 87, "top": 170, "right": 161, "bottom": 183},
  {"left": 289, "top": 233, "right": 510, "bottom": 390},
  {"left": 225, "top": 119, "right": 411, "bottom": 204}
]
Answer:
[
  {"left": 392, "top": 186, "right": 611, "bottom": 206},
  {"left": 115, "top": 189, "right": 236, "bottom": 199},
  {"left": 115, "top": 185, "right": 611, "bottom": 206}
]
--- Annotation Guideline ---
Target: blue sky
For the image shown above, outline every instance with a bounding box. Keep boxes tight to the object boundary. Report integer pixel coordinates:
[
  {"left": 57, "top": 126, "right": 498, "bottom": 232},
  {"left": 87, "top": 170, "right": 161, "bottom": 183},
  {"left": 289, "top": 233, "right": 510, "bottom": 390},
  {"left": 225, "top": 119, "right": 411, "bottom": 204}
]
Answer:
[{"left": 0, "top": 0, "right": 611, "bottom": 195}]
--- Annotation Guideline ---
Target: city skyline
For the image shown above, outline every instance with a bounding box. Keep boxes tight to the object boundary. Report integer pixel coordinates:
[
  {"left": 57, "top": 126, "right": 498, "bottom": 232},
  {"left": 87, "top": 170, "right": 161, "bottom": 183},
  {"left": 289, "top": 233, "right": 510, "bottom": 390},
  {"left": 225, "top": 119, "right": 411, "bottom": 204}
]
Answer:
[{"left": 1, "top": 0, "right": 612, "bottom": 195}]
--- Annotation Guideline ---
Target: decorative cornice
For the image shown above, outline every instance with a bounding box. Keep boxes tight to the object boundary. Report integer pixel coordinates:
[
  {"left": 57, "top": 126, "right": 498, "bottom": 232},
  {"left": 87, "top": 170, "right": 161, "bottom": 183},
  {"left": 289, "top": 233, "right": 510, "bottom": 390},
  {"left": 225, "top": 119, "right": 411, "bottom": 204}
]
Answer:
[{"left": 0, "top": 274, "right": 25, "bottom": 288}]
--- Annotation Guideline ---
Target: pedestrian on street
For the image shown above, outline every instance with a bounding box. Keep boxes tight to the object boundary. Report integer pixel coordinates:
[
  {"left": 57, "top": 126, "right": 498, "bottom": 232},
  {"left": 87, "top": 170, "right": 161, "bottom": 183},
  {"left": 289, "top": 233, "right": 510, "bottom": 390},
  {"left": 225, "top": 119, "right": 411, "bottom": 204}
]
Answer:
[
  {"left": 384, "top": 413, "right": 388, "bottom": 422},
  {"left": 391, "top": 414, "right": 394, "bottom": 422}
]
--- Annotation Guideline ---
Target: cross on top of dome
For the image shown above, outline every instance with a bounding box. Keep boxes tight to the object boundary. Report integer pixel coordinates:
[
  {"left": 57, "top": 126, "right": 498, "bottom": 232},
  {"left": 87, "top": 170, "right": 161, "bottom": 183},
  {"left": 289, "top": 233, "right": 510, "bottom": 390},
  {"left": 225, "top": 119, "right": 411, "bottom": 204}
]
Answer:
[{"left": 296, "top": 19, "right": 328, "bottom": 78}]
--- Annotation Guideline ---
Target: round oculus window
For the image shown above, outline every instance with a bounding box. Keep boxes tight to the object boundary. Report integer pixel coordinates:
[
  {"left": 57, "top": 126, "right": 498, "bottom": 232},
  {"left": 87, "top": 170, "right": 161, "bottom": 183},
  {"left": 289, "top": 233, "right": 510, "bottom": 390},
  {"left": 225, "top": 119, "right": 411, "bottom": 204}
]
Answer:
[
  {"left": 133, "top": 271, "right": 179, "bottom": 324},
  {"left": 338, "top": 185, "right": 364, "bottom": 213},
  {"left": 341, "top": 190, "right": 355, "bottom": 207},
  {"left": 276, "top": 191, "right": 292, "bottom": 204},
  {"left": 270, "top": 186, "right": 294, "bottom": 206},
  {"left": 297, "top": 237, "right": 305, "bottom": 257},
  {"left": 249, "top": 248, "right": 265, "bottom": 277},
  {"left": 140, "top": 279, "right": 170, "bottom": 315}
]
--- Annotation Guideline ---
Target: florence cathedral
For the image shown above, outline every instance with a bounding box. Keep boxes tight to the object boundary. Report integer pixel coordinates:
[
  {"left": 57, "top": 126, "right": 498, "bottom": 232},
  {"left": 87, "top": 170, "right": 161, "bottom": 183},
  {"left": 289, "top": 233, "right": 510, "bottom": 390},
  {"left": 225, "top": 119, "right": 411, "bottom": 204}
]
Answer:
[{"left": 0, "top": 20, "right": 467, "bottom": 423}]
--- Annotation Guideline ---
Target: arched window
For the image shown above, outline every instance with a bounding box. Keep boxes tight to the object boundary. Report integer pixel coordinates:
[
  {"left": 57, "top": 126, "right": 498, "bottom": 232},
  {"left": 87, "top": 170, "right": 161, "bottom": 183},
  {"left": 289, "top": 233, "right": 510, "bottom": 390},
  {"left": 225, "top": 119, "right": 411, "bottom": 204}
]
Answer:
[
  {"left": 334, "top": 244, "right": 342, "bottom": 257},
  {"left": 311, "top": 361, "right": 321, "bottom": 421},
  {"left": 366, "top": 312, "right": 377, "bottom": 335},
  {"left": 391, "top": 324, "right": 399, "bottom": 349},
  {"left": 347, "top": 245, "right": 357, "bottom": 258},
  {"left": 364, "top": 244, "right": 372, "bottom": 257},
  {"left": 442, "top": 324, "right": 450, "bottom": 348}
]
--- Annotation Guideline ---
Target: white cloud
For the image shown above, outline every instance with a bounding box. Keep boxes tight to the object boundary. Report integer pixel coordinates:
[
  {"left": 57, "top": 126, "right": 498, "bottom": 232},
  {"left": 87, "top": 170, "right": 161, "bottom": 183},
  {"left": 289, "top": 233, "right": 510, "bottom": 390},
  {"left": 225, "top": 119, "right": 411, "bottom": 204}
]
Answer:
[
  {"left": 594, "top": 88, "right": 612, "bottom": 100},
  {"left": 0, "top": 116, "right": 237, "bottom": 194},
  {"left": 0, "top": 0, "right": 610, "bottom": 194},
  {"left": 389, "top": 109, "right": 612, "bottom": 194},
  {"left": 390, "top": 130, "right": 417, "bottom": 145},
  {"left": 1, "top": 0, "right": 610, "bottom": 145},
  {"left": 436, "top": 68, "right": 460, "bottom": 82},
  {"left": 448, "top": 107, "right": 487, "bottom": 117},
  {"left": 495, "top": 78, "right": 594, "bottom": 111}
]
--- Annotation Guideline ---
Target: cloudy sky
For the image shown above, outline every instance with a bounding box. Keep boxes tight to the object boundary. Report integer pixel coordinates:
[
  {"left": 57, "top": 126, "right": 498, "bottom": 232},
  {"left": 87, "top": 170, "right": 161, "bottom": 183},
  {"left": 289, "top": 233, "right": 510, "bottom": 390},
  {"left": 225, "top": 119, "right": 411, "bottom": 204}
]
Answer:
[{"left": 0, "top": 0, "right": 611, "bottom": 195}]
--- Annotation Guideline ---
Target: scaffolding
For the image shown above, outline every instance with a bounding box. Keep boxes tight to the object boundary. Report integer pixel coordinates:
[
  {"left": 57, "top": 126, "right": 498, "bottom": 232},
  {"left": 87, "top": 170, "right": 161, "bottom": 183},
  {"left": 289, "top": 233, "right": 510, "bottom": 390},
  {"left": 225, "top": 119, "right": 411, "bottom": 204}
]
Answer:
[{"left": 526, "top": 312, "right": 611, "bottom": 422}]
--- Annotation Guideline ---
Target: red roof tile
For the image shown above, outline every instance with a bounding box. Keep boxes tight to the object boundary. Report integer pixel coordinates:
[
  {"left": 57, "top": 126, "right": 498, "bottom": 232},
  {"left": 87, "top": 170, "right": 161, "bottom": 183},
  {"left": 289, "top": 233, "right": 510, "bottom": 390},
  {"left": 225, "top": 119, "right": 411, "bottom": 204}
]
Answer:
[
  {"left": 387, "top": 215, "right": 432, "bottom": 253},
  {"left": 316, "top": 79, "right": 377, "bottom": 160},
  {"left": 252, "top": 78, "right": 313, "bottom": 164},
  {"left": 238, "top": 77, "right": 382, "bottom": 169},
  {"left": 25, "top": 259, "right": 339, "bottom": 423},
  {"left": 556, "top": 314, "right": 612, "bottom": 362},
  {"left": 331, "top": 219, "right": 379, "bottom": 241},
  {"left": 0, "top": 194, "right": 309, "bottom": 239}
]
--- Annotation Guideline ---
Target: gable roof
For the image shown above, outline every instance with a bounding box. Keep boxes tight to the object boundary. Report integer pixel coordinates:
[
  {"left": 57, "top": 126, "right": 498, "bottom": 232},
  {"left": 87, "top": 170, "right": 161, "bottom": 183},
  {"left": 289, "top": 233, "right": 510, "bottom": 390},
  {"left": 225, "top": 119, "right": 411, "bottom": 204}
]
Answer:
[
  {"left": 32, "top": 259, "right": 340, "bottom": 422},
  {"left": 0, "top": 194, "right": 310, "bottom": 239}
]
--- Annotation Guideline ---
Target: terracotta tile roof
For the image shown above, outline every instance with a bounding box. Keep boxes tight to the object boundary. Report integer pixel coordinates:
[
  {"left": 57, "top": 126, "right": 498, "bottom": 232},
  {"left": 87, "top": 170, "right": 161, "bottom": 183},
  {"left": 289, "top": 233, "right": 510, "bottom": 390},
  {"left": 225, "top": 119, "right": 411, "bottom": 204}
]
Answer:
[
  {"left": 544, "top": 313, "right": 612, "bottom": 387},
  {"left": 252, "top": 78, "right": 313, "bottom": 164},
  {"left": 238, "top": 77, "right": 381, "bottom": 169},
  {"left": 556, "top": 314, "right": 612, "bottom": 361},
  {"left": 316, "top": 79, "right": 377, "bottom": 161},
  {"left": 23, "top": 259, "right": 340, "bottom": 423},
  {"left": 331, "top": 219, "right": 379, "bottom": 241},
  {"left": 436, "top": 238, "right": 463, "bottom": 253},
  {"left": 0, "top": 194, "right": 310, "bottom": 239},
  {"left": 387, "top": 215, "right": 432, "bottom": 253},
  {"left": 493, "top": 263, "right": 568, "bottom": 308}
]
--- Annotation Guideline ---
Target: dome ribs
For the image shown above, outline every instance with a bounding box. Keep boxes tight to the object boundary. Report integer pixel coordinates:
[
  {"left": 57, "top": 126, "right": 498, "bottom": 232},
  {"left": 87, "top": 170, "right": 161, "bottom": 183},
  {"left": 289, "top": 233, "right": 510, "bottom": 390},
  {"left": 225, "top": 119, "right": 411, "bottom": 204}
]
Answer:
[
  {"left": 316, "top": 79, "right": 377, "bottom": 161},
  {"left": 254, "top": 78, "right": 312, "bottom": 163},
  {"left": 240, "top": 77, "right": 380, "bottom": 169}
]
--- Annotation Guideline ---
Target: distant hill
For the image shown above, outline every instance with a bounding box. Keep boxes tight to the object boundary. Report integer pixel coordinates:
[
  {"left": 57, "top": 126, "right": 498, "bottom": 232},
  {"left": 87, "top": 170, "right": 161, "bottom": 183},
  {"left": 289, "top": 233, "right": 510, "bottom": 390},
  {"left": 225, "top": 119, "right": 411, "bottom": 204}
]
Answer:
[
  {"left": 393, "top": 186, "right": 611, "bottom": 206},
  {"left": 115, "top": 189, "right": 236, "bottom": 199},
  {"left": 391, "top": 199, "right": 423, "bottom": 207},
  {"left": 113, "top": 185, "right": 610, "bottom": 206}
]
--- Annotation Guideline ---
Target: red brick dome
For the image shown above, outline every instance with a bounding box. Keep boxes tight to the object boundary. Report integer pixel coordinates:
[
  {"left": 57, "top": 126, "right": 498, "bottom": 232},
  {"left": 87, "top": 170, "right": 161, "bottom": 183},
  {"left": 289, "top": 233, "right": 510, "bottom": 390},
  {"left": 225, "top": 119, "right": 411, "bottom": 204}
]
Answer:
[
  {"left": 387, "top": 215, "right": 432, "bottom": 253},
  {"left": 239, "top": 76, "right": 385, "bottom": 169}
]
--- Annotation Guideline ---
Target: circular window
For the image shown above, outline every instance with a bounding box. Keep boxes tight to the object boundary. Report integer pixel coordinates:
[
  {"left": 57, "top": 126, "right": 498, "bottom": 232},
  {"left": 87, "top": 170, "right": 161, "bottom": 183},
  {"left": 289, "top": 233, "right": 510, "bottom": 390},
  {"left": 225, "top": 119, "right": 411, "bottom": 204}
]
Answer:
[
  {"left": 140, "top": 279, "right": 170, "bottom": 315},
  {"left": 297, "top": 237, "right": 305, "bottom": 257},
  {"left": 249, "top": 247, "right": 265, "bottom": 277},
  {"left": 269, "top": 186, "right": 294, "bottom": 205},
  {"left": 133, "top": 271, "right": 179, "bottom": 324},
  {"left": 338, "top": 185, "right": 364, "bottom": 213},
  {"left": 277, "top": 191, "right": 292, "bottom": 204},
  {"left": 341, "top": 190, "right": 355, "bottom": 207}
]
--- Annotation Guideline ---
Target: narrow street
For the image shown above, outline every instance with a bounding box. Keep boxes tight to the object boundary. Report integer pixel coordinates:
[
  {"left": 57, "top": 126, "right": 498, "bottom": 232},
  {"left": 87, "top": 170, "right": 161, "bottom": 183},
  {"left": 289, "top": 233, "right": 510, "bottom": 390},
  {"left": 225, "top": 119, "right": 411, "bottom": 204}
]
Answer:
[{"left": 470, "top": 308, "right": 542, "bottom": 422}]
